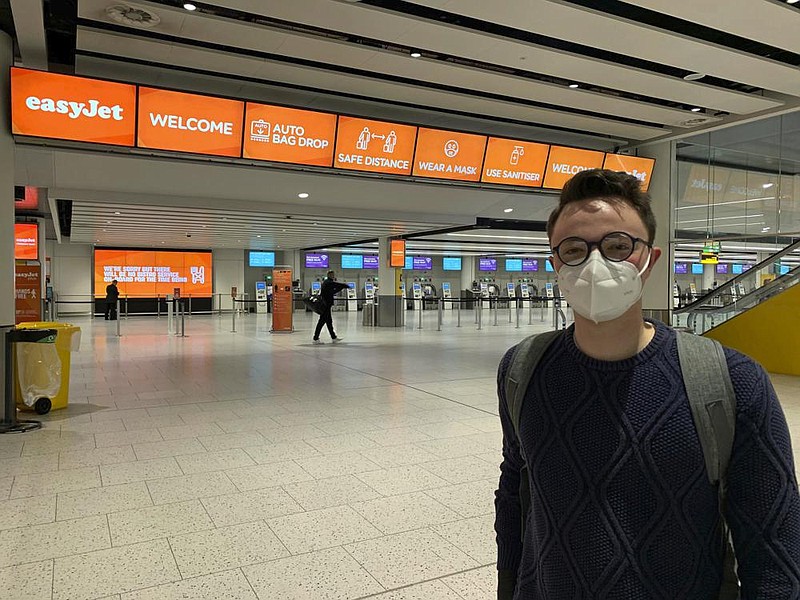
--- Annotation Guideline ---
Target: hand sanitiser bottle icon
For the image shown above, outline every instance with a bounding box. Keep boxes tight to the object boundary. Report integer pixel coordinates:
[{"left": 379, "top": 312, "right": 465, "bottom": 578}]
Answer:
[{"left": 510, "top": 145, "right": 524, "bottom": 166}]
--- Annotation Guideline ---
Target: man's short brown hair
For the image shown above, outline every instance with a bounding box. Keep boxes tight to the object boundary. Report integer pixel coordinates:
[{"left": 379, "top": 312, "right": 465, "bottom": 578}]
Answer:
[{"left": 546, "top": 169, "right": 656, "bottom": 243}]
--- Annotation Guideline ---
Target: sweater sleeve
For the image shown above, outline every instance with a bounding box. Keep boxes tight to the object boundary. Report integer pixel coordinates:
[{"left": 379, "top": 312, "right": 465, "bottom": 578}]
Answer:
[
  {"left": 724, "top": 353, "right": 800, "bottom": 599},
  {"left": 495, "top": 346, "right": 525, "bottom": 574}
]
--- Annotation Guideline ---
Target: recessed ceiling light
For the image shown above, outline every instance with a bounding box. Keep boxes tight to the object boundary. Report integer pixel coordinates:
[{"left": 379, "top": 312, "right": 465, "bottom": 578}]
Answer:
[
  {"left": 763, "top": 183, "right": 774, "bottom": 189},
  {"left": 504, "top": 208, "right": 514, "bottom": 213},
  {"left": 410, "top": 51, "right": 422, "bottom": 58},
  {"left": 568, "top": 83, "right": 579, "bottom": 89},
  {"left": 298, "top": 192, "right": 309, "bottom": 199},
  {"left": 684, "top": 72, "right": 706, "bottom": 81},
  {"left": 691, "top": 107, "right": 702, "bottom": 112},
  {"left": 114, "top": 211, "right": 120, "bottom": 215},
  {"left": 787, "top": 0, "right": 799, "bottom": 5},
  {"left": 257, "top": 235, "right": 261, "bottom": 238},
  {"left": 183, "top": 3, "right": 197, "bottom": 10},
  {"left": 222, "top": 217, "right": 227, "bottom": 220},
  {"left": 161, "top": 241, "right": 165, "bottom": 244}
]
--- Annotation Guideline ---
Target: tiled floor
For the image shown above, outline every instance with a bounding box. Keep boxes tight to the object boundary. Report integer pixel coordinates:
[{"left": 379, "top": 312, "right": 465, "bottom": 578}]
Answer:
[{"left": 1, "top": 308, "right": 798, "bottom": 599}]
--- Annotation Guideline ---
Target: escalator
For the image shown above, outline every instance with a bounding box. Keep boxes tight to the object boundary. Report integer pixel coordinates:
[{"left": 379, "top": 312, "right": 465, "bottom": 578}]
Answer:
[{"left": 674, "top": 238, "right": 800, "bottom": 335}]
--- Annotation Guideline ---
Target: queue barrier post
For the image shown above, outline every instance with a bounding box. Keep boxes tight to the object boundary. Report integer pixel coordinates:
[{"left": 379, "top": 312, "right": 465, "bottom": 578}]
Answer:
[
  {"left": 528, "top": 297, "right": 533, "bottom": 325},
  {"left": 116, "top": 300, "right": 121, "bottom": 337},
  {"left": 457, "top": 298, "right": 461, "bottom": 328},
  {"left": 477, "top": 298, "right": 483, "bottom": 331},
  {"left": 188, "top": 296, "right": 192, "bottom": 318},
  {"left": 508, "top": 298, "right": 513, "bottom": 323},
  {"left": 493, "top": 297, "right": 498, "bottom": 327},
  {"left": 231, "top": 298, "right": 237, "bottom": 333},
  {"left": 515, "top": 298, "right": 520, "bottom": 329},
  {"left": 417, "top": 301, "right": 423, "bottom": 330},
  {"left": 180, "top": 299, "right": 186, "bottom": 337},
  {"left": 437, "top": 297, "right": 442, "bottom": 332}
]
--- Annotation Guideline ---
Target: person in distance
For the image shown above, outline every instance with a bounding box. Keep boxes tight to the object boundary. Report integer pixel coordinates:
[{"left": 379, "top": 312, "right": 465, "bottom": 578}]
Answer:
[
  {"left": 313, "top": 270, "right": 349, "bottom": 344},
  {"left": 495, "top": 169, "right": 800, "bottom": 599},
  {"left": 105, "top": 279, "right": 119, "bottom": 320}
]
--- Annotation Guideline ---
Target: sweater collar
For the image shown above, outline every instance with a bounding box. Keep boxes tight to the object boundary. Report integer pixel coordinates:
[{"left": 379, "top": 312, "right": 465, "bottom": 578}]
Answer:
[{"left": 563, "top": 318, "right": 672, "bottom": 371}]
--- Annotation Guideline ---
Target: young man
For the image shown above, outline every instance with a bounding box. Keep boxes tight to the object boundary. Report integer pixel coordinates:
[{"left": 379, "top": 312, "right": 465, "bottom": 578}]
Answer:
[
  {"left": 313, "top": 270, "right": 349, "bottom": 344},
  {"left": 495, "top": 169, "right": 800, "bottom": 598},
  {"left": 105, "top": 279, "right": 119, "bottom": 320}
]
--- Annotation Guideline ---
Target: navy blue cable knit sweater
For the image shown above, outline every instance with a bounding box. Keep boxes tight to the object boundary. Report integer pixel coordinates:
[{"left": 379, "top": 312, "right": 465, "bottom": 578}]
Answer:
[{"left": 495, "top": 320, "right": 800, "bottom": 599}]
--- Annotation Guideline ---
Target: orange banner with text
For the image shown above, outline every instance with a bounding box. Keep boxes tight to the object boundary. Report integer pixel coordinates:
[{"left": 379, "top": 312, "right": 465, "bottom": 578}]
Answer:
[
  {"left": 413, "top": 128, "right": 487, "bottom": 182},
  {"left": 14, "top": 223, "right": 38, "bottom": 260},
  {"left": 271, "top": 268, "right": 294, "bottom": 333},
  {"left": 603, "top": 154, "right": 656, "bottom": 191},
  {"left": 481, "top": 138, "right": 549, "bottom": 187},
  {"left": 94, "top": 249, "right": 213, "bottom": 298},
  {"left": 11, "top": 67, "right": 136, "bottom": 146},
  {"left": 335, "top": 117, "right": 417, "bottom": 175},
  {"left": 390, "top": 239, "right": 406, "bottom": 268},
  {"left": 243, "top": 103, "right": 336, "bottom": 166},
  {"left": 137, "top": 87, "right": 244, "bottom": 157},
  {"left": 15, "top": 264, "right": 42, "bottom": 324},
  {"left": 543, "top": 146, "right": 606, "bottom": 189}
]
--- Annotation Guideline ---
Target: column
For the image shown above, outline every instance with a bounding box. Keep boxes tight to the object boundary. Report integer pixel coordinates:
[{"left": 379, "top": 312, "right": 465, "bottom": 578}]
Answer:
[
  {"left": 702, "top": 263, "right": 716, "bottom": 293},
  {"left": 640, "top": 140, "right": 674, "bottom": 323},
  {"left": 461, "top": 256, "right": 476, "bottom": 308},
  {"left": 0, "top": 32, "right": 15, "bottom": 417},
  {"left": 377, "top": 237, "right": 403, "bottom": 327}
]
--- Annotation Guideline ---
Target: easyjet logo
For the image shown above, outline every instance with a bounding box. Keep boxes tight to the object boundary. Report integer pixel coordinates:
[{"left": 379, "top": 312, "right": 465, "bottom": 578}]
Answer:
[{"left": 24, "top": 96, "right": 125, "bottom": 120}]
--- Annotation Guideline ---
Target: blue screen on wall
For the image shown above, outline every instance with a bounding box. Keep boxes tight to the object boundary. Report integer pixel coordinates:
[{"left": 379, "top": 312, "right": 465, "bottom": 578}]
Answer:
[
  {"left": 404, "top": 256, "right": 413, "bottom": 270},
  {"left": 505, "top": 259, "right": 523, "bottom": 272},
  {"left": 691, "top": 263, "right": 704, "bottom": 274},
  {"left": 731, "top": 264, "right": 743, "bottom": 275},
  {"left": 341, "top": 254, "right": 363, "bottom": 269},
  {"left": 442, "top": 257, "right": 462, "bottom": 271},
  {"left": 249, "top": 251, "right": 275, "bottom": 267},
  {"left": 545, "top": 260, "right": 554, "bottom": 273}
]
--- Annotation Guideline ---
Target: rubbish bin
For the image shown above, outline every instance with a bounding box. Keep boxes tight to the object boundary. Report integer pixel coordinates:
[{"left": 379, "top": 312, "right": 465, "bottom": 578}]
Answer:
[{"left": 14, "top": 322, "right": 81, "bottom": 414}]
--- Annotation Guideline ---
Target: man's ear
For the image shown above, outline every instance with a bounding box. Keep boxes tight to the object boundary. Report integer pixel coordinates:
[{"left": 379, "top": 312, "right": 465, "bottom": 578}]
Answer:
[{"left": 642, "top": 247, "right": 662, "bottom": 280}]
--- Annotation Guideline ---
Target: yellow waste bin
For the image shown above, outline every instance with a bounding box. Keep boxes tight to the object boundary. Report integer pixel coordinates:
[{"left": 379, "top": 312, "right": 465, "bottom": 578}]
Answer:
[{"left": 14, "top": 322, "right": 81, "bottom": 414}]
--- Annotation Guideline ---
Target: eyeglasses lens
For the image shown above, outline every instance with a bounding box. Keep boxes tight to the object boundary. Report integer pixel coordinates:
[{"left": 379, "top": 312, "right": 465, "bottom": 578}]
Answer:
[{"left": 600, "top": 233, "right": 635, "bottom": 262}]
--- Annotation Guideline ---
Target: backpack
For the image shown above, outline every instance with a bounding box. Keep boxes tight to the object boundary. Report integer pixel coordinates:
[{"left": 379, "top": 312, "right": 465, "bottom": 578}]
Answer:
[{"left": 503, "top": 329, "right": 739, "bottom": 599}]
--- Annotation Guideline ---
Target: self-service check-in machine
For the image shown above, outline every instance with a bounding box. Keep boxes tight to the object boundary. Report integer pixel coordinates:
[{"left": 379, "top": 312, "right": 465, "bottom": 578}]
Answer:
[
  {"left": 412, "top": 281, "right": 423, "bottom": 311},
  {"left": 519, "top": 282, "right": 530, "bottom": 299},
  {"left": 507, "top": 282, "right": 516, "bottom": 299},
  {"left": 442, "top": 282, "right": 452, "bottom": 309},
  {"left": 364, "top": 281, "right": 375, "bottom": 304},
  {"left": 311, "top": 281, "right": 321, "bottom": 295},
  {"left": 346, "top": 282, "right": 358, "bottom": 311},
  {"left": 545, "top": 282, "right": 554, "bottom": 299},
  {"left": 479, "top": 281, "right": 489, "bottom": 298},
  {"left": 737, "top": 282, "right": 747, "bottom": 298},
  {"left": 673, "top": 282, "right": 681, "bottom": 309},
  {"left": 255, "top": 281, "right": 268, "bottom": 314}
]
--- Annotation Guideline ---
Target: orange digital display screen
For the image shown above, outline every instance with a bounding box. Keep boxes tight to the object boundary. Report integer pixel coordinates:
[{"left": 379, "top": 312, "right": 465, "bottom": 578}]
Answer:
[
  {"left": 603, "top": 154, "right": 656, "bottom": 191},
  {"left": 14, "top": 223, "right": 38, "bottom": 260},
  {"left": 94, "top": 249, "right": 213, "bottom": 297},
  {"left": 11, "top": 67, "right": 137, "bottom": 146},
  {"left": 390, "top": 239, "right": 406, "bottom": 267},
  {"left": 243, "top": 103, "right": 336, "bottom": 166},
  {"left": 334, "top": 117, "right": 417, "bottom": 175},
  {"left": 137, "top": 87, "right": 244, "bottom": 157},
  {"left": 412, "top": 128, "right": 487, "bottom": 182},
  {"left": 543, "top": 146, "right": 606, "bottom": 190},
  {"left": 481, "top": 138, "right": 550, "bottom": 187}
]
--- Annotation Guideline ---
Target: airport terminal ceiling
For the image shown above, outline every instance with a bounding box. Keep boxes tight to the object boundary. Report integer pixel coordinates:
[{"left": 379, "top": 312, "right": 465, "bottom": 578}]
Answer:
[{"left": 7, "top": 0, "right": 800, "bottom": 253}]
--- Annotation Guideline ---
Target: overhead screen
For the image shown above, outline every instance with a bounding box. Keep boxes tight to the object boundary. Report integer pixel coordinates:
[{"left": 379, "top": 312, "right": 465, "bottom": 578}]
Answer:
[
  {"left": 14, "top": 223, "right": 38, "bottom": 260},
  {"left": 442, "top": 257, "right": 462, "bottom": 271},
  {"left": 479, "top": 258, "right": 497, "bottom": 271},
  {"left": 94, "top": 249, "right": 212, "bottom": 297},
  {"left": 249, "top": 251, "right": 275, "bottom": 267},
  {"left": 305, "top": 253, "right": 329, "bottom": 269},
  {"left": 10, "top": 68, "right": 655, "bottom": 191},
  {"left": 505, "top": 259, "right": 523, "bottom": 272}
]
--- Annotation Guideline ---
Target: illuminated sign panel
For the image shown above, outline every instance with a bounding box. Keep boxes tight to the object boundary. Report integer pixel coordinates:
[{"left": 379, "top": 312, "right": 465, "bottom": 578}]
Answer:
[
  {"left": 243, "top": 103, "right": 336, "bottom": 166},
  {"left": 335, "top": 117, "right": 417, "bottom": 175},
  {"left": 363, "top": 256, "right": 380, "bottom": 269},
  {"left": 94, "top": 249, "right": 213, "bottom": 297},
  {"left": 137, "top": 87, "right": 244, "bottom": 157},
  {"left": 390, "top": 240, "right": 406, "bottom": 268},
  {"left": 412, "top": 128, "right": 487, "bottom": 182},
  {"left": 603, "top": 154, "right": 656, "bottom": 191},
  {"left": 543, "top": 146, "right": 605, "bottom": 189},
  {"left": 14, "top": 223, "right": 38, "bottom": 260},
  {"left": 522, "top": 259, "right": 539, "bottom": 272},
  {"left": 249, "top": 252, "right": 276, "bottom": 267},
  {"left": 481, "top": 138, "right": 549, "bottom": 187},
  {"left": 11, "top": 67, "right": 136, "bottom": 146}
]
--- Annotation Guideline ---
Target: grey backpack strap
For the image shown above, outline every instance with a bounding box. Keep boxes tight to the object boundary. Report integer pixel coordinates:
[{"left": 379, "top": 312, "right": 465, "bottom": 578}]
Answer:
[
  {"left": 676, "top": 332, "right": 736, "bottom": 485},
  {"left": 505, "top": 330, "right": 563, "bottom": 441}
]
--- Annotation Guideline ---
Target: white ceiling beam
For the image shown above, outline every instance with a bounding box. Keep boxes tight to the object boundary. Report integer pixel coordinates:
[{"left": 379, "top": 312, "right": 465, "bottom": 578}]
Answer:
[{"left": 9, "top": 0, "right": 48, "bottom": 69}]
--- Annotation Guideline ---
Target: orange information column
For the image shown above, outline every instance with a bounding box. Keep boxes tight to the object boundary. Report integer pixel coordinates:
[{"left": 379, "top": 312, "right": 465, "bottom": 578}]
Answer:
[{"left": 271, "top": 268, "right": 294, "bottom": 333}]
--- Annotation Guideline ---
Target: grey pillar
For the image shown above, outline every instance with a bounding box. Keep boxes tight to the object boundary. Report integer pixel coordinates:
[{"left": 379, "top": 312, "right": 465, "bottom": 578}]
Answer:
[
  {"left": 0, "top": 32, "right": 16, "bottom": 419},
  {"left": 377, "top": 237, "right": 403, "bottom": 326}
]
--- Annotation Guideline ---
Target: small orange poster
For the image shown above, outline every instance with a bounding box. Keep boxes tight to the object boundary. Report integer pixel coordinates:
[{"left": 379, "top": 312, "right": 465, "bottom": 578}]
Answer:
[
  {"left": 543, "top": 146, "right": 605, "bottom": 189},
  {"left": 335, "top": 117, "right": 417, "bottom": 175},
  {"left": 390, "top": 239, "right": 406, "bottom": 268},
  {"left": 15, "top": 264, "right": 42, "bottom": 324},
  {"left": 412, "top": 128, "right": 487, "bottom": 182},
  {"left": 243, "top": 103, "right": 336, "bottom": 166},
  {"left": 14, "top": 223, "right": 38, "bottom": 260},
  {"left": 603, "top": 154, "right": 656, "bottom": 191},
  {"left": 271, "top": 268, "right": 294, "bottom": 333},
  {"left": 481, "top": 138, "right": 550, "bottom": 187}
]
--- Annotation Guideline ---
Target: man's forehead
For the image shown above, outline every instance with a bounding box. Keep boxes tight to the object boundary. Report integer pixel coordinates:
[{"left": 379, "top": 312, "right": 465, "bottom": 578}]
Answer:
[{"left": 554, "top": 199, "right": 645, "bottom": 234}]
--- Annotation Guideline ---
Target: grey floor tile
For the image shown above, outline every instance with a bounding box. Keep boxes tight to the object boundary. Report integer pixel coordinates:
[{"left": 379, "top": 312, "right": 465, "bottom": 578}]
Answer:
[
  {"left": 442, "top": 565, "right": 496, "bottom": 600},
  {"left": 351, "top": 491, "right": 461, "bottom": 535},
  {"left": 0, "top": 515, "right": 111, "bottom": 568},
  {"left": 361, "top": 427, "right": 433, "bottom": 447},
  {"left": 108, "top": 499, "right": 214, "bottom": 546},
  {"left": 424, "top": 479, "right": 498, "bottom": 518},
  {"left": 361, "top": 444, "right": 439, "bottom": 468},
  {"left": 177, "top": 448, "right": 255, "bottom": 474},
  {"left": 200, "top": 487, "right": 304, "bottom": 528},
  {"left": 100, "top": 458, "right": 182, "bottom": 486},
  {"left": 369, "top": 580, "right": 463, "bottom": 599},
  {"left": 355, "top": 465, "right": 449, "bottom": 497},
  {"left": 282, "top": 474, "right": 382, "bottom": 511},
  {"left": 121, "top": 569, "right": 257, "bottom": 600},
  {"left": 294, "top": 451, "right": 382, "bottom": 479},
  {"left": 57, "top": 482, "right": 153, "bottom": 521},
  {"left": 197, "top": 432, "right": 269, "bottom": 451},
  {"left": 430, "top": 514, "right": 497, "bottom": 564},
  {"left": 11, "top": 466, "right": 101, "bottom": 499},
  {"left": 243, "top": 440, "right": 320, "bottom": 464},
  {"left": 0, "top": 493, "right": 56, "bottom": 530},
  {"left": 170, "top": 520, "right": 288, "bottom": 578},
  {"left": 132, "top": 438, "right": 207, "bottom": 461},
  {"left": 158, "top": 423, "right": 225, "bottom": 441},
  {"left": 146, "top": 471, "right": 238, "bottom": 504},
  {"left": 52, "top": 538, "right": 180, "bottom": 600},
  {"left": 59, "top": 445, "right": 136, "bottom": 470},
  {"left": 224, "top": 461, "right": 313, "bottom": 492},
  {"left": 96, "top": 429, "right": 164, "bottom": 449},
  {"left": 305, "top": 433, "right": 379, "bottom": 455},
  {"left": 242, "top": 546, "right": 383, "bottom": 600},
  {"left": 268, "top": 505, "right": 382, "bottom": 554},
  {"left": 0, "top": 560, "right": 54, "bottom": 600},
  {"left": 420, "top": 455, "right": 500, "bottom": 484}
]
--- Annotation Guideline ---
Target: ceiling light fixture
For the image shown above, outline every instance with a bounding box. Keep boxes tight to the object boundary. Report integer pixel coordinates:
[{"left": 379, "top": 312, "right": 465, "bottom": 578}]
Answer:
[
  {"left": 183, "top": 3, "right": 197, "bottom": 10},
  {"left": 691, "top": 107, "right": 702, "bottom": 113},
  {"left": 568, "top": 83, "right": 579, "bottom": 89},
  {"left": 410, "top": 51, "right": 422, "bottom": 58},
  {"left": 298, "top": 193, "right": 309, "bottom": 199},
  {"left": 504, "top": 208, "right": 514, "bottom": 213},
  {"left": 684, "top": 72, "right": 706, "bottom": 81},
  {"left": 114, "top": 211, "right": 121, "bottom": 215},
  {"left": 763, "top": 183, "right": 774, "bottom": 188},
  {"left": 788, "top": 0, "right": 799, "bottom": 5}
]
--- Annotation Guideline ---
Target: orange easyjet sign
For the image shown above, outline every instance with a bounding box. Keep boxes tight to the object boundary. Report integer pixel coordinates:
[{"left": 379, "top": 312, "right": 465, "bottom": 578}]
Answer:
[
  {"left": 603, "top": 154, "right": 656, "bottom": 191},
  {"left": 14, "top": 223, "right": 38, "bottom": 260},
  {"left": 243, "top": 103, "right": 336, "bottom": 166},
  {"left": 11, "top": 67, "right": 136, "bottom": 146},
  {"left": 390, "top": 239, "right": 406, "bottom": 268},
  {"left": 335, "top": 117, "right": 417, "bottom": 175},
  {"left": 137, "top": 87, "right": 244, "bottom": 157},
  {"left": 413, "top": 128, "right": 487, "bottom": 182},
  {"left": 543, "top": 146, "right": 606, "bottom": 189},
  {"left": 481, "top": 138, "right": 550, "bottom": 187}
]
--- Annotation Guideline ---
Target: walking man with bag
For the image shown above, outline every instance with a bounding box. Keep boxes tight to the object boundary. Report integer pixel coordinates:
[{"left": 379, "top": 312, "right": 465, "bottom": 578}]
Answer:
[
  {"left": 495, "top": 169, "right": 800, "bottom": 599},
  {"left": 313, "top": 270, "right": 349, "bottom": 344}
]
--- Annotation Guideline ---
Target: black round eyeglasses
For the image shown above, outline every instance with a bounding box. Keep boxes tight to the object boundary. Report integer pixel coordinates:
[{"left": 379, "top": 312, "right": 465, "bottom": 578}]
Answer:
[{"left": 552, "top": 231, "right": 652, "bottom": 267}]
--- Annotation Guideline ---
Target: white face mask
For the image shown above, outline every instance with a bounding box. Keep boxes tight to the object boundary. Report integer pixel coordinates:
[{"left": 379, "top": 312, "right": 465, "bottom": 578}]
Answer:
[{"left": 557, "top": 250, "right": 651, "bottom": 323}]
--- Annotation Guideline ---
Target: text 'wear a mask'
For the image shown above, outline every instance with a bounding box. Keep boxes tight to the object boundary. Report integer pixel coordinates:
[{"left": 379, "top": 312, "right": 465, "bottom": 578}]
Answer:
[{"left": 557, "top": 250, "right": 651, "bottom": 323}]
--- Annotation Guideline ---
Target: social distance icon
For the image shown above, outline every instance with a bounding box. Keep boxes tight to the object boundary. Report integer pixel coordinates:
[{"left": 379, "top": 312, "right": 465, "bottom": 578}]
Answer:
[{"left": 334, "top": 116, "right": 417, "bottom": 175}]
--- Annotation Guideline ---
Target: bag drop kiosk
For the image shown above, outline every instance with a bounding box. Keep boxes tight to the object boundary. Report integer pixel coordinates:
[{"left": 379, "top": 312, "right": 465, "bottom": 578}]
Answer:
[
  {"left": 364, "top": 281, "right": 375, "bottom": 304},
  {"left": 412, "top": 282, "right": 423, "bottom": 311},
  {"left": 441, "top": 282, "right": 453, "bottom": 309},
  {"left": 346, "top": 282, "right": 358, "bottom": 311},
  {"left": 255, "top": 281, "right": 268, "bottom": 314}
]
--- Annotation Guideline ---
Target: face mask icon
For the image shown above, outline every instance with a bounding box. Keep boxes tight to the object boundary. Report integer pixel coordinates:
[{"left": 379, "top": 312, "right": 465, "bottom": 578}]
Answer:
[{"left": 190, "top": 266, "right": 205, "bottom": 284}]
